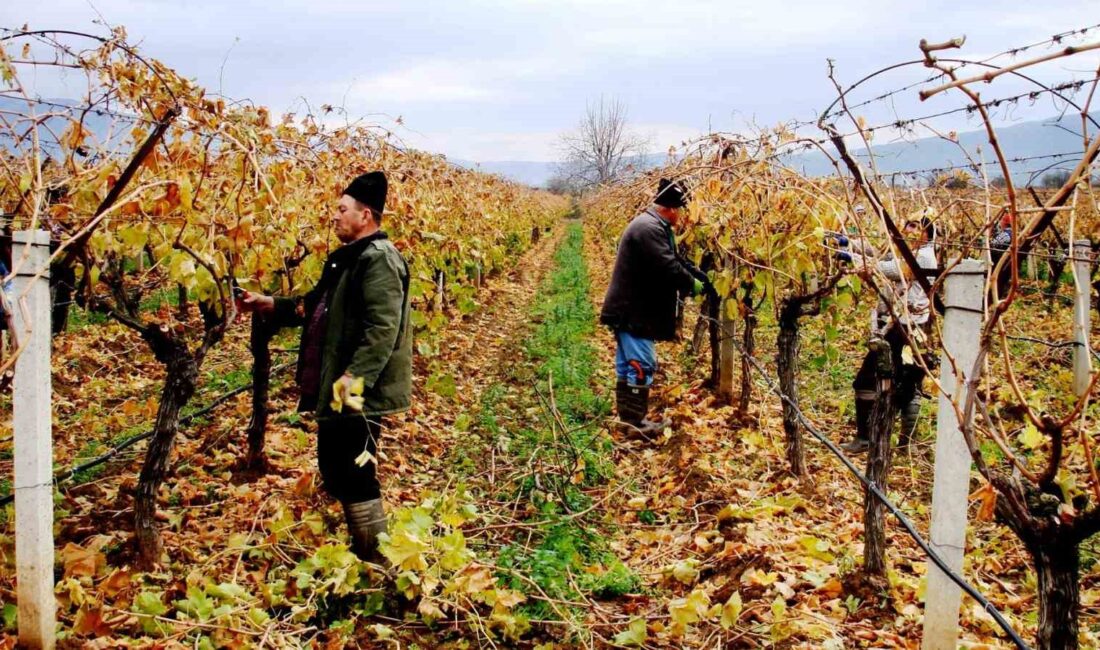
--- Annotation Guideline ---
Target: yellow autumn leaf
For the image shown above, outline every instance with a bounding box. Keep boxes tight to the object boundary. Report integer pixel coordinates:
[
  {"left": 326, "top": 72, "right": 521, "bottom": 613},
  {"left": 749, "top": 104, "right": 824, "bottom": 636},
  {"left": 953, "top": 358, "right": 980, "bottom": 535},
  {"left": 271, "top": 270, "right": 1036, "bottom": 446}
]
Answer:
[
  {"left": 378, "top": 528, "right": 430, "bottom": 571},
  {"left": 668, "top": 588, "right": 711, "bottom": 636},
  {"left": 743, "top": 567, "right": 779, "bottom": 586},
  {"left": 671, "top": 559, "right": 700, "bottom": 585},
  {"left": 179, "top": 175, "right": 194, "bottom": 216},
  {"left": 1019, "top": 421, "right": 1044, "bottom": 450},
  {"left": 330, "top": 376, "right": 366, "bottom": 413},
  {"left": 720, "top": 591, "right": 743, "bottom": 630},
  {"left": 612, "top": 618, "right": 648, "bottom": 646},
  {"left": 417, "top": 598, "right": 445, "bottom": 622}
]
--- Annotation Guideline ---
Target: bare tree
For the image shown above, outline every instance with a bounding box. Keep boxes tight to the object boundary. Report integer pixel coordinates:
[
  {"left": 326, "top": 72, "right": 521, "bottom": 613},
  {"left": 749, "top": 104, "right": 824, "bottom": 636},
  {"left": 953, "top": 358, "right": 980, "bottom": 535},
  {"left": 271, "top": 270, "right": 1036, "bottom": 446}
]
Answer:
[
  {"left": 1041, "top": 169, "right": 1072, "bottom": 189},
  {"left": 558, "top": 96, "right": 650, "bottom": 189},
  {"left": 545, "top": 170, "right": 581, "bottom": 196}
]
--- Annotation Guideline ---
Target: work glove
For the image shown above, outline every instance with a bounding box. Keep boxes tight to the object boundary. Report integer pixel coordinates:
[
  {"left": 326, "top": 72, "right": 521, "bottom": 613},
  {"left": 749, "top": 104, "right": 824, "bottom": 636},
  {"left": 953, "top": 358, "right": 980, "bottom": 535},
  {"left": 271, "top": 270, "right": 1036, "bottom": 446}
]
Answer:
[
  {"left": 832, "top": 233, "right": 850, "bottom": 247},
  {"left": 834, "top": 251, "right": 853, "bottom": 263}
]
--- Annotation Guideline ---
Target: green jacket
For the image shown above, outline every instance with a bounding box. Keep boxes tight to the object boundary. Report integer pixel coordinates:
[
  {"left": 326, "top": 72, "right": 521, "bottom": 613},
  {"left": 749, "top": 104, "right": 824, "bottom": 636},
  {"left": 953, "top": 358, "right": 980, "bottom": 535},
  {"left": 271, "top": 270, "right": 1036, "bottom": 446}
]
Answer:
[{"left": 273, "top": 232, "right": 412, "bottom": 421}]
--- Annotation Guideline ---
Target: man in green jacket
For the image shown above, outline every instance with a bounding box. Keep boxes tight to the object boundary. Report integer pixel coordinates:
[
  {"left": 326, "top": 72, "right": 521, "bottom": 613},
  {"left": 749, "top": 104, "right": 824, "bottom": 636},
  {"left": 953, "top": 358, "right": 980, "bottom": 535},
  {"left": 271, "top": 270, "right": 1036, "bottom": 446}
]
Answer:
[{"left": 241, "top": 171, "right": 412, "bottom": 562}]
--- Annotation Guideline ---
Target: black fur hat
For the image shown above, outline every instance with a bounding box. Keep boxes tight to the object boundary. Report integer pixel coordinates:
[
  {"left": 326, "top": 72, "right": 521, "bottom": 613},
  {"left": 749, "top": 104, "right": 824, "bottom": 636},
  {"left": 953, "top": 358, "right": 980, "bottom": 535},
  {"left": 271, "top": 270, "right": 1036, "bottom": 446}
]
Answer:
[
  {"left": 343, "top": 171, "right": 388, "bottom": 214},
  {"left": 654, "top": 178, "right": 688, "bottom": 208}
]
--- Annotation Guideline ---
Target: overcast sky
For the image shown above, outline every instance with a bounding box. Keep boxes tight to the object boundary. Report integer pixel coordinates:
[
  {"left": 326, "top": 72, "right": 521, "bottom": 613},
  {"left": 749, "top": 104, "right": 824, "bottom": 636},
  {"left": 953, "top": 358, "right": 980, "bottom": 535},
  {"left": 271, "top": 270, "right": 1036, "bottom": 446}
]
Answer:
[{"left": 6, "top": 1, "right": 1100, "bottom": 162}]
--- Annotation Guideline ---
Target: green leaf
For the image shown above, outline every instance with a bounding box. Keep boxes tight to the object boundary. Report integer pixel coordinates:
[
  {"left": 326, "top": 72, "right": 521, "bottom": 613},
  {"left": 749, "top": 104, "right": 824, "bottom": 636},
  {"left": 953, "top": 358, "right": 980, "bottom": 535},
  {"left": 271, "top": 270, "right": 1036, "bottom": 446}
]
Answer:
[
  {"left": 207, "top": 582, "right": 247, "bottom": 602},
  {"left": 1020, "top": 421, "right": 1044, "bottom": 450},
  {"left": 248, "top": 608, "right": 270, "bottom": 626},
  {"left": 427, "top": 372, "right": 457, "bottom": 398},
  {"left": 2, "top": 602, "right": 16, "bottom": 630},
  {"left": 612, "top": 618, "right": 647, "bottom": 646},
  {"left": 175, "top": 585, "right": 216, "bottom": 621},
  {"left": 454, "top": 413, "right": 471, "bottom": 432},
  {"left": 133, "top": 591, "right": 168, "bottom": 617},
  {"left": 458, "top": 296, "right": 477, "bottom": 314},
  {"left": 357, "top": 591, "right": 386, "bottom": 617}
]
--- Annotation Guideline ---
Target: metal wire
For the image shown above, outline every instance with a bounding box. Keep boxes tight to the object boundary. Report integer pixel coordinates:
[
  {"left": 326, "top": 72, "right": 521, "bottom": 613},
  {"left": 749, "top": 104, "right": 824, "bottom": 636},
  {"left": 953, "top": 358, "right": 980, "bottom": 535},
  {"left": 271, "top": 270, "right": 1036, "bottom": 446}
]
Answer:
[
  {"left": 0, "top": 360, "right": 295, "bottom": 505},
  {"left": 684, "top": 299, "right": 1031, "bottom": 648}
]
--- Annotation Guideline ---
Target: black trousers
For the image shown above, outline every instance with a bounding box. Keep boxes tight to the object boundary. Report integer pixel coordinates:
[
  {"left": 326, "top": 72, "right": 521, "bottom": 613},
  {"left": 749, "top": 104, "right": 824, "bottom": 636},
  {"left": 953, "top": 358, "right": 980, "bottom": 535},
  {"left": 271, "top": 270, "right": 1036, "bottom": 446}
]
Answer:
[
  {"left": 852, "top": 324, "right": 925, "bottom": 407},
  {"left": 317, "top": 416, "right": 384, "bottom": 503}
]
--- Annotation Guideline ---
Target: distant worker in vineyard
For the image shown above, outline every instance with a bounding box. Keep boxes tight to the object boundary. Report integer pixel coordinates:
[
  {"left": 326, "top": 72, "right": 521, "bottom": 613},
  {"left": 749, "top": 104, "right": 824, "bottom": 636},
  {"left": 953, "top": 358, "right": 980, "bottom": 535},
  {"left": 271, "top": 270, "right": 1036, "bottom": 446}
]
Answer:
[
  {"left": 240, "top": 171, "right": 411, "bottom": 563},
  {"left": 989, "top": 211, "right": 1014, "bottom": 300},
  {"left": 600, "top": 178, "right": 712, "bottom": 437},
  {"left": 836, "top": 214, "right": 938, "bottom": 454}
]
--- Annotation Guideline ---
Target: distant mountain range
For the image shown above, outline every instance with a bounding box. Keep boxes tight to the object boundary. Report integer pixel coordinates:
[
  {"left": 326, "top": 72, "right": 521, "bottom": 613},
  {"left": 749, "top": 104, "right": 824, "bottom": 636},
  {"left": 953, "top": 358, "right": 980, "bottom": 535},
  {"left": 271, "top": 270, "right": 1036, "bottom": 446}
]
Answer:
[
  {"left": 450, "top": 159, "right": 562, "bottom": 188},
  {"left": 458, "top": 113, "right": 1097, "bottom": 188},
  {"left": 785, "top": 111, "right": 1098, "bottom": 184},
  {"left": 4, "top": 97, "right": 1092, "bottom": 189}
]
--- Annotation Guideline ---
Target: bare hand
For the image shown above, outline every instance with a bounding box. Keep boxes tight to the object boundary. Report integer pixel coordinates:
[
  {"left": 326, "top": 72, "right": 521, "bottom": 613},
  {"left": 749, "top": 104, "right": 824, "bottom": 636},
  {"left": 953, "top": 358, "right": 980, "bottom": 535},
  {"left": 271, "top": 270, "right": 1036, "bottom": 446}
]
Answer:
[{"left": 239, "top": 290, "right": 275, "bottom": 314}]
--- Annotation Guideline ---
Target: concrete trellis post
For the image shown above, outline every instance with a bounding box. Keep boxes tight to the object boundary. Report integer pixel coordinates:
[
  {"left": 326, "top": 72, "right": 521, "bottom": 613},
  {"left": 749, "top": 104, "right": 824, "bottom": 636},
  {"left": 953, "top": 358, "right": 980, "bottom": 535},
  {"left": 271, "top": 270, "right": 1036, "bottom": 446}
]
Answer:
[
  {"left": 1072, "top": 239, "right": 1092, "bottom": 397},
  {"left": 11, "top": 230, "right": 55, "bottom": 650},
  {"left": 922, "top": 258, "right": 984, "bottom": 650}
]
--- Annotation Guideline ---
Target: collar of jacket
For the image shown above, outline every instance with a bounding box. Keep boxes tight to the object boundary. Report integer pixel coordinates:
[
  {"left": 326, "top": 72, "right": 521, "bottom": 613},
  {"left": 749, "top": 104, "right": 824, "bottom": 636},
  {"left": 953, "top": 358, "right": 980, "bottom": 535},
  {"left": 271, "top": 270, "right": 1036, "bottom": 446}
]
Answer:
[
  {"left": 314, "top": 231, "right": 388, "bottom": 299},
  {"left": 328, "top": 230, "right": 387, "bottom": 267},
  {"left": 644, "top": 206, "right": 674, "bottom": 228}
]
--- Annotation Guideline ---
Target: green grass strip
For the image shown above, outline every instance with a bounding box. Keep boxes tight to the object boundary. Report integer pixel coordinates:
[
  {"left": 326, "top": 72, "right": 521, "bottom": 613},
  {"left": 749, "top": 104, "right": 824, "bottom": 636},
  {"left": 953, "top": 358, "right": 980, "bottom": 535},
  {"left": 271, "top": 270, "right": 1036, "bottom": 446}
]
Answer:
[{"left": 495, "top": 223, "right": 637, "bottom": 625}]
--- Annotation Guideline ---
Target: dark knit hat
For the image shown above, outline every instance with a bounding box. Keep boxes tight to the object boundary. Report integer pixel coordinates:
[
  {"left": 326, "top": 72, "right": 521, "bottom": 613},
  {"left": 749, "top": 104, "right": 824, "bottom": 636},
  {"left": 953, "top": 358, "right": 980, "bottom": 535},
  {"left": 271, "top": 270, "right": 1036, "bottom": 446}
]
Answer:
[
  {"left": 343, "top": 171, "right": 387, "bottom": 214},
  {"left": 654, "top": 178, "right": 688, "bottom": 208}
]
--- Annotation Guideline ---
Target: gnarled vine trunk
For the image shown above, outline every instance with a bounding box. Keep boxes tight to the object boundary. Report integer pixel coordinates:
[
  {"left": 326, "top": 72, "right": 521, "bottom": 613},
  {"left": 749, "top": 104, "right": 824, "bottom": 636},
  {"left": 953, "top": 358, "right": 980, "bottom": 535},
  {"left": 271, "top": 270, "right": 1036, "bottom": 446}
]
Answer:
[
  {"left": 738, "top": 286, "right": 756, "bottom": 415},
  {"left": 863, "top": 339, "right": 895, "bottom": 578},
  {"left": 776, "top": 301, "right": 807, "bottom": 477},
  {"left": 1030, "top": 536, "right": 1081, "bottom": 650},
  {"left": 245, "top": 313, "right": 275, "bottom": 472},
  {"left": 991, "top": 475, "right": 1092, "bottom": 650},
  {"left": 134, "top": 330, "right": 199, "bottom": 569}
]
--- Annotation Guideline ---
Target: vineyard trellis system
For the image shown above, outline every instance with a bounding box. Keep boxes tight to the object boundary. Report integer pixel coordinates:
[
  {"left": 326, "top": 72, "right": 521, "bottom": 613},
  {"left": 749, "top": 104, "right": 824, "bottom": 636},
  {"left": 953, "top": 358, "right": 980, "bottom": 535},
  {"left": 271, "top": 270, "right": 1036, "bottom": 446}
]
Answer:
[
  {"left": 0, "top": 361, "right": 296, "bottom": 508},
  {"left": 1, "top": 23, "right": 569, "bottom": 649},
  {"left": 684, "top": 295, "right": 1033, "bottom": 649},
  {"left": 583, "top": 21, "right": 1100, "bottom": 650},
  {"left": 5, "top": 15, "right": 1100, "bottom": 650}
]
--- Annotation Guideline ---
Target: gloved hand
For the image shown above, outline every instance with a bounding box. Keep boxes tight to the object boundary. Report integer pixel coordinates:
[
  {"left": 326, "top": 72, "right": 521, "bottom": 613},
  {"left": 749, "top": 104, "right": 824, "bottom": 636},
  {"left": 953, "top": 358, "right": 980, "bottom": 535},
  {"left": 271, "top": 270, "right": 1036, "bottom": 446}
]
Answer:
[
  {"left": 834, "top": 251, "right": 853, "bottom": 263},
  {"left": 832, "top": 233, "right": 850, "bottom": 247}
]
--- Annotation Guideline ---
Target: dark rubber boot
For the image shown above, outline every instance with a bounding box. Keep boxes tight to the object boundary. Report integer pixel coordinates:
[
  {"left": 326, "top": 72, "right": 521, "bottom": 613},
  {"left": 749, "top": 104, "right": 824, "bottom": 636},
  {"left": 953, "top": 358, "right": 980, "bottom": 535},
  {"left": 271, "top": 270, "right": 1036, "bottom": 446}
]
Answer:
[
  {"left": 841, "top": 398, "right": 875, "bottom": 454},
  {"left": 616, "top": 379, "right": 645, "bottom": 426},
  {"left": 616, "top": 381, "right": 667, "bottom": 439},
  {"left": 344, "top": 499, "right": 387, "bottom": 564}
]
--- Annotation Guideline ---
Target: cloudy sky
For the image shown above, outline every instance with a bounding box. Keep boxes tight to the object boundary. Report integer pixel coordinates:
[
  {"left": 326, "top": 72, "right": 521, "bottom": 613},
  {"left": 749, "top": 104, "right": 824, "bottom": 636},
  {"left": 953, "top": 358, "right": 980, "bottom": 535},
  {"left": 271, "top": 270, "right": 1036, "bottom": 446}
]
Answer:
[{"left": 6, "top": 1, "right": 1100, "bottom": 162}]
